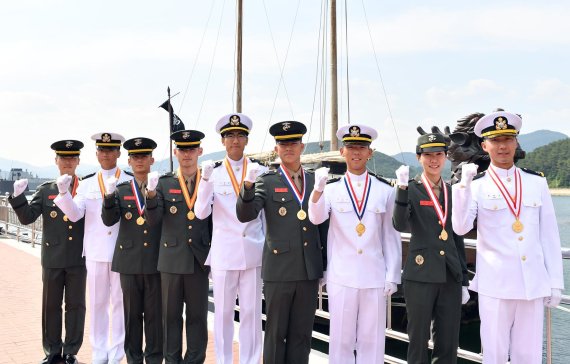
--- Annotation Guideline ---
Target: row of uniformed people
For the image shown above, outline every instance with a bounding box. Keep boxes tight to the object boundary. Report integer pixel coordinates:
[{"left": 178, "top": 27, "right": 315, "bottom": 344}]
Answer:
[{"left": 9, "top": 109, "right": 564, "bottom": 364}]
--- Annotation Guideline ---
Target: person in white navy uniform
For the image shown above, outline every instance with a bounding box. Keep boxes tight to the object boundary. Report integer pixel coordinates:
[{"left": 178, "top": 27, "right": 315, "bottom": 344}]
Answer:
[
  {"left": 55, "top": 132, "right": 133, "bottom": 364},
  {"left": 308, "top": 124, "right": 401, "bottom": 364},
  {"left": 194, "top": 113, "right": 266, "bottom": 364},
  {"left": 452, "top": 111, "right": 564, "bottom": 364}
]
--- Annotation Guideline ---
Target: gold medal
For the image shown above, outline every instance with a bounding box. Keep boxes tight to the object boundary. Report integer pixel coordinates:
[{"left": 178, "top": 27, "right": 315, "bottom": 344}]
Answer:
[
  {"left": 170, "top": 206, "right": 177, "bottom": 214},
  {"left": 512, "top": 219, "right": 524, "bottom": 233},
  {"left": 187, "top": 210, "right": 195, "bottom": 220},
  {"left": 296, "top": 209, "right": 307, "bottom": 220},
  {"left": 125, "top": 212, "right": 132, "bottom": 220},
  {"left": 278, "top": 207, "right": 287, "bottom": 216},
  {"left": 63, "top": 215, "right": 68, "bottom": 222},
  {"left": 356, "top": 222, "right": 366, "bottom": 236},
  {"left": 439, "top": 229, "right": 448, "bottom": 241},
  {"left": 136, "top": 216, "right": 145, "bottom": 225},
  {"left": 50, "top": 210, "right": 57, "bottom": 219}
]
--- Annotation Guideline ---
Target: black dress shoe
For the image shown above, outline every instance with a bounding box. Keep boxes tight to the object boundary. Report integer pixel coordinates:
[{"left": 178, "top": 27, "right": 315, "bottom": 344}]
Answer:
[
  {"left": 63, "top": 354, "right": 78, "bottom": 364},
  {"left": 39, "top": 354, "right": 62, "bottom": 364}
]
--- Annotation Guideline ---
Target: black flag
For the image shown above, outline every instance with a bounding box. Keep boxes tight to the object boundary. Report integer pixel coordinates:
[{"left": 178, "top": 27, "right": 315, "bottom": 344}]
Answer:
[{"left": 159, "top": 99, "right": 185, "bottom": 133}]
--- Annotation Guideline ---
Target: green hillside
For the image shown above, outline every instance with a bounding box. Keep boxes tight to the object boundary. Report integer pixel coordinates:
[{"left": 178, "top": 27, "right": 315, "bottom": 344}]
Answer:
[{"left": 517, "top": 138, "right": 570, "bottom": 187}]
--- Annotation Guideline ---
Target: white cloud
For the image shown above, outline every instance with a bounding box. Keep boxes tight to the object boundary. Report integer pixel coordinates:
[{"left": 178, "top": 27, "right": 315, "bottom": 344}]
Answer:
[{"left": 529, "top": 79, "right": 570, "bottom": 103}]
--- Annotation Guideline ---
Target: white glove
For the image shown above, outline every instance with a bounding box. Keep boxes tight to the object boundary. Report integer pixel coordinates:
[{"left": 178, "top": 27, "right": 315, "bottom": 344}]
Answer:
[
  {"left": 460, "top": 163, "right": 478, "bottom": 187},
  {"left": 104, "top": 176, "right": 118, "bottom": 195},
  {"left": 147, "top": 171, "right": 159, "bottom": 192},
  {"left": 314, "top": 167, "right": 330, "bottom": 193},
  {"left": 461, "top": 287, "right": 470, "bottom": 304},
  {"left": 201, "top": 160, "right": 214, "bottom": 180},
  {"left": 244, "top": 162, "right": 261, "bottom": 184},
  {"left": 395, "top": 165, "right": 409, "bottom": 187},
  {"left": 384, "top": 282, "right": 398, "bottom": 296},
  {"left": 56, "top": 174, "right": 72, "bottom": 194},
  {"left": 319, "top": 271, "right": 327, "bottom": 288},
  {"left": 12, "top": 179, "right": 28, "bottom": 198},
  {"left": 544, "top": 289, "right": 562, "bottom": 308}
]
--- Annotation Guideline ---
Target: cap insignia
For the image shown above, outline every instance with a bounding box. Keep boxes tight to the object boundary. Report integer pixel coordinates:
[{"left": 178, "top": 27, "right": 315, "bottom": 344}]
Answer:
[
  {"left": 428, "top": 134, "right": 436, "bottom": 142},
  {"left": 349, "top": 126, "right": 361, "bottom": 137},
  {"left": 134, "top": 138, "right": 142, "bottom": 146},
  {"left": 282, "top": 122, "right": 291, "bottom": 131},
  {"left": 495, "top": 116, "right": 507, "bottom": 130},
  {"left": 182, "top": 131, "right": 190, "bottom": 139},
  {"left": 101, "top": 133, "right": 111, "bottom": 143},
  {"left": 230, "top": 115, "right": 240, "bottom": 126},
  {"left": 65, "top": 141, "right": 74, "bottom": 148}
]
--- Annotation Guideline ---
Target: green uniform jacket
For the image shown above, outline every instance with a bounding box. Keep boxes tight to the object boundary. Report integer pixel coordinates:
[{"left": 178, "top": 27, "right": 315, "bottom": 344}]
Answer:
[
  {"left": 393, "top": 177, "right": 468, "bottom": 285},
  {"left": 145, "top": 173, "right": 212, "bottom": 274},
  {"left": 102, "top": 181, "right": 162, "bottom": 275},
  {"left": 236, "top": 169, "right": 327, "bottom": 281},
  {"left": 9, "top": 180, "right": 85, "bottom": 269}
]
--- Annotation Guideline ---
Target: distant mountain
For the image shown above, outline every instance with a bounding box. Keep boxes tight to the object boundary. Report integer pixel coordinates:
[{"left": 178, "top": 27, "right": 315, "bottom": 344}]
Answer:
[
  {"left": 517, "top": 138, "right": 570, "bottom": 187},
  {"left": 517, "top": 130, "right": 568, "bottom": 153}
]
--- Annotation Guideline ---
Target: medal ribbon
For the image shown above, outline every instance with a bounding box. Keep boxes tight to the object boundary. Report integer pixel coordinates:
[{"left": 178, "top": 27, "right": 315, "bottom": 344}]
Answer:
[
  {"left": 420, "top": 174, "right": 448, "bottom": 228},
  {"left": 278, "top": 165, "right": 306, "bottom": 208},
  {"left": 177, "top": 167, "right": 201, "bottom": 211},
  {"left": 97, "top": 168, "right": 122, "bottom": 198},
  {"left": 344, "top": 172, "right": 371, "bottom": 221},
  {"left": 130, "top": 180, "right": 145, "bottom": 217},
  {"left": 488, "top": 166, "right": 522, "bottom": 220},
  {"left": 70, "top": 175, "right": 79, "bottom": 197},
  {"left": 224, "top": 157, "right": 247, "bottom": 196}
]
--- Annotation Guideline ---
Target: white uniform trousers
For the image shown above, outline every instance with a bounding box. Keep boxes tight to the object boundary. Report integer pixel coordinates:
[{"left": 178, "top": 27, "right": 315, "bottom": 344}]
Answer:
[
  {"left": 478, "top": 294, "right": 544, "bottom": 364},
  {"left": 327, "top": 282, "right": 387, "bottom": 364},
  {"left": 86, "top": 260, "right": 125, "bottom": 364},
  {"left": 211, "top": 267, "right": 262, "bottom": 364}
]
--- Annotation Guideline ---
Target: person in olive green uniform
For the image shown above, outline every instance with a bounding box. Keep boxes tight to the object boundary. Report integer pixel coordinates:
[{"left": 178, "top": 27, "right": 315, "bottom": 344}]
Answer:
[
  {"left": 145, "top": 130, "right": 212, "bottom": 364},
  {"left": 236, "top": 121, "right": 327, "bottom": 364},
  {"left": 9, "top": 140, "right": 86, "bottom": 364},
  {"left": 392, "top": 130, "right": 469, "bottom": 364},
  {"left": 101, "top": 137, "right": 163, "bottom": 364}
]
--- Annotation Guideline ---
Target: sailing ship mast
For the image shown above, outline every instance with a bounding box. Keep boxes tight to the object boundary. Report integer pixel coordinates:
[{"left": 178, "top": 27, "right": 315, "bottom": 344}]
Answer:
[
  {"left": 330, "top": 0, "right": 339, "bottom": 151},
  {"left": 236, "top": 0, "right": 243, "bottom": 113}
]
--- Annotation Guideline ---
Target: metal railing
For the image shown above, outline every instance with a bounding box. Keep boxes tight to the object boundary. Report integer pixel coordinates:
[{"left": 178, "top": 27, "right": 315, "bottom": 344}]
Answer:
[{"left": 1, "top": 196, "right": 568, "bottom": 363}]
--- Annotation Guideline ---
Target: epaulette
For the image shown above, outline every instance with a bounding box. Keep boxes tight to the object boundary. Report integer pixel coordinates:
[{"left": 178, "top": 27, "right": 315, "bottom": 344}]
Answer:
[
  {"left": 38, "top": 180, "right": 54, "bottom": 188},
  {"left": 326, "top": 177, "right": 341, "bottom": 184},
  {"left": 520, "top": 167, "right": 545, "bottom": 177},
  {"left": 213, "top": 161, "right": 223, "bottom": 168},
  {"left": 81, "top": 172, "right": 96, "bottom": 180},
  {"left": 259, "top": 170, "right": 276, "bottom": 177},
  {"left": 117, "top": 180, "right": 131, "bottom": 187},
  {"left": 160, "top": 172, "right": 175, "bottom": 179},
  {"left": 369, "top": 172, "right": 395, "bottom": 186},
  {"left": 473, "top": 171, "right": 486, "bottom": 181},
  {"left": 248, "top": 158, "right": 266, "bottom": 166},
  {"left": 124, "top": 170, "right": 134, "bottom": 177}
]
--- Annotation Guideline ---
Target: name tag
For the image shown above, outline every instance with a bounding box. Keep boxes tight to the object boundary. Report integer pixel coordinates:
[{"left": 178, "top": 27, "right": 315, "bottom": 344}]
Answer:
[
  {"left": 48, "top": 195, "right": 57, "bottom": 200},
  {"left": 169, "top": 189, "right": 182, "bottom": 194},
  {"left": 123, "top": 196, "right": 136, "bottom": 200},
  {"left": 275, "top": 188, "right": 288, "bottom": 193},
  {"left": 420, "top": 200, "right": 434, "bottom": 206}
]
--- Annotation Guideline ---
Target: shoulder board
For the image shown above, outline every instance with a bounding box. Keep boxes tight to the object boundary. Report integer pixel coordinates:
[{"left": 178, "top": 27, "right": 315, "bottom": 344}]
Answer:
[
  {"left": 369, "top": 172, "right": 395, "bottom": 186},
  {"left": 160, "top": 172, "right": 175, "bottom": 179},
  {"left": 259, "top": 170, "right": 276, "bottom": 177},
  {"left": 473, "top": 171, "right": 486, "bottom": 181},
  {"left": 38, "top": 180, "right": 54, "bottom": 188},
  {"left": 248, "top": 158, "right": 266, "bottom": 166},
  {"left": 124, "top": 170, "right": 134, "bottom": 177},
  {"left": 213, "top": 161, "right": 223, "bottom": 168},
  {"left": 326, "top": 177, "right": 341, "bottom": 184},
  {"left": 520, "top": 167, "right": 545, "bottom": 177},
  {"left": 80, "top": 172, "right": 96, "bottom": 180},
  {"left": 117, "top": 180, "right": 131, "bottom": 187}
]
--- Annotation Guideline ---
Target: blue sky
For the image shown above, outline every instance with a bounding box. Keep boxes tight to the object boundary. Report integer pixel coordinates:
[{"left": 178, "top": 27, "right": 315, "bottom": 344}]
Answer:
[{"left": 2, "top": 0, "right": 569, "bottom": 169}]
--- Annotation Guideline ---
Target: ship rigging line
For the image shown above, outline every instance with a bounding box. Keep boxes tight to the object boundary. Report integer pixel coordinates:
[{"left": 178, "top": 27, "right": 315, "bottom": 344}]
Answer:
[
  {"left": 194, "top": 0, "right": 228, "bottom": 128},
  {"left": 259, "top": 0, "right": 300, "bottom": 154},
  {"left": 343, "top": 0, "right": 351, "bottom": 124},
  {"left": 361, "top": 0, "right": 406, "bottom": 164},
  {"left": 177, "top": 0, "right": 216, "bottom": 115}
]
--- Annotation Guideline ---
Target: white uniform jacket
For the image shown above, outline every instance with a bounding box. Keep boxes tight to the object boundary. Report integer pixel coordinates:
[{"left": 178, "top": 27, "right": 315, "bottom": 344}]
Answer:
[
  {"left": 194, "top": 157, "right": 267, "bottom": 271},
  {"left": 309, "top": 172, "right": 401, "bottom": 289},
  {"left": 55, "top": 167, "right": 133, "bottom": 262},
  {"left": 452, "top": 166, "right": 564, "bottom": 300}
]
